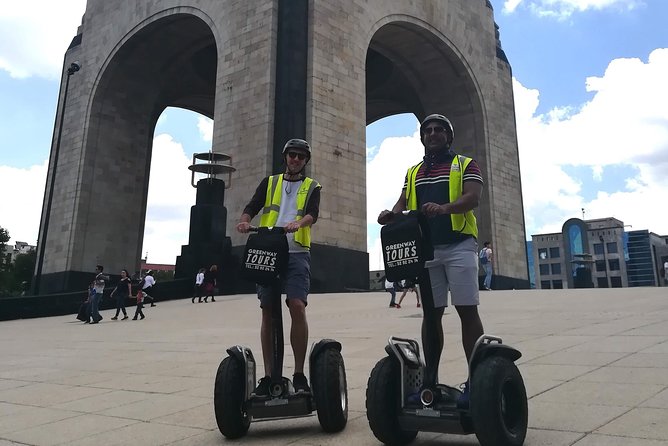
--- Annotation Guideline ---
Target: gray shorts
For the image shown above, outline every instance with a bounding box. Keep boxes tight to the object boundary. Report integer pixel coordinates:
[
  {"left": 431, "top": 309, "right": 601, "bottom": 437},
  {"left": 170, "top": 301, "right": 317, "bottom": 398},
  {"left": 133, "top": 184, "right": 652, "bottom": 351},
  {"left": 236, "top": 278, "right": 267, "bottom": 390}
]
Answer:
[
  {"left": 257, "top": 252, "right": 311, "bottom": 308},
  {"left": 422, "top": 237, "right": 479, "bottom": 308}
]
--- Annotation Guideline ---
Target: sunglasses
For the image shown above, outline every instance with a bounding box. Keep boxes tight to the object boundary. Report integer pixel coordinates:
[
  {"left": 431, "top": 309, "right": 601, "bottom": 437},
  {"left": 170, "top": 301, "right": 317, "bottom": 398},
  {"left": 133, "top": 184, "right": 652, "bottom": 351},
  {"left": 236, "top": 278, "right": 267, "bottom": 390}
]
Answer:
[
  {"left": 423, "top": 126, "right": 446, "bottom": 135},
  {"left": 287, "top": 151, "right": 307, "bottom": 160}
]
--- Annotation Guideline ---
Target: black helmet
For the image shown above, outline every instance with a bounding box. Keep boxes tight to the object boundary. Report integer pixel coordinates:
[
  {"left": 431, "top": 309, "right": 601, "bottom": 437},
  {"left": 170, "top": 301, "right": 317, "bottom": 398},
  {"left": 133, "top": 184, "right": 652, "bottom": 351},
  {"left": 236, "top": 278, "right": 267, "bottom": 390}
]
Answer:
[
  {"left": 282, "top": 139, "right": 311, "bottom": 157},
  {"left": 420, "top": 114, "right": 454, "bottom": 145}
]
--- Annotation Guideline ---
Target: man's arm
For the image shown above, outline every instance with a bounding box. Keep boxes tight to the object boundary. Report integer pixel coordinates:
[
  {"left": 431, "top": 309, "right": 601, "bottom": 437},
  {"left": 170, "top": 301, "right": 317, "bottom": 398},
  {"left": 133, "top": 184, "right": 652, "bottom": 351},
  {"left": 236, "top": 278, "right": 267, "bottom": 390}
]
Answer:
[{"left": 237, "top": 178, "right": 269, "bottom": 233}]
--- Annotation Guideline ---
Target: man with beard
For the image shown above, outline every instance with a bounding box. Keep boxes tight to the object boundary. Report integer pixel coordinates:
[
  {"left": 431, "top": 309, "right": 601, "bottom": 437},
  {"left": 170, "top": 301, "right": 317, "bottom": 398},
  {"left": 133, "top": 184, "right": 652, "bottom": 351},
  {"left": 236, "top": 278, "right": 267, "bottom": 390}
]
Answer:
[{"left": 377, "top": 114, "right": 484, "bottom": 408}]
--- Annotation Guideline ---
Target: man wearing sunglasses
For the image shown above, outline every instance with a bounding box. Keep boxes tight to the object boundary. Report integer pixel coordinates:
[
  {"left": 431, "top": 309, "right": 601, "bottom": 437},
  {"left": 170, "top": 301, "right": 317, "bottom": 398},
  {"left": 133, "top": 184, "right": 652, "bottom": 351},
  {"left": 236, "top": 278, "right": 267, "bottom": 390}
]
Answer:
[
  {"left": 377, "top": 114, "right": 485, "bottom": 408},
  {"left": 236, "top": 138, "right": 322, "bottom": 397}
]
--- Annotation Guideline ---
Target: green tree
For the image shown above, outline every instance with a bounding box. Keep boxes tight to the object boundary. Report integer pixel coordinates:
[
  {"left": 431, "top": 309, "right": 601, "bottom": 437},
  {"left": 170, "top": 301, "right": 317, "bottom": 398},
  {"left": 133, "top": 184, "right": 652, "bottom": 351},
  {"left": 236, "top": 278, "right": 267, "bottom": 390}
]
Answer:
[
  {"left": 0, "top": 226, "right": 11, "bottom": 294},
  {"left": 13, "top": 250, "right": 37, "bottom": 294},
  {"left": 0, "top": 226, "right": 9, "bottom": 270}
]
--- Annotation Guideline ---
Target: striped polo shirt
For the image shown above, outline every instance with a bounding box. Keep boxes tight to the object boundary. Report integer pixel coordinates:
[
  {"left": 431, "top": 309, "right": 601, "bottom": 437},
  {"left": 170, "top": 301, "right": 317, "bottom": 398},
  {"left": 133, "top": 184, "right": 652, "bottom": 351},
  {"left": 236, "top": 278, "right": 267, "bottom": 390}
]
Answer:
[{"left": 403, "top": 151, "right": 483, "bottom": 245}]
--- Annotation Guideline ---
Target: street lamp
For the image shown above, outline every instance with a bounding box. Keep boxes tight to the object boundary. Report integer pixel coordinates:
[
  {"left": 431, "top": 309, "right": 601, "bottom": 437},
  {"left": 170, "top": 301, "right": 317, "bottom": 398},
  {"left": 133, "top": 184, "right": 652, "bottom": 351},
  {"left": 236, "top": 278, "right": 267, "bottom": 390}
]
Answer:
[
  {"left": 32, "top": 62, "right": 81, "bottom": 295},
  {"left": 599, "top": 234, "right": 609, "bottom": 288}
]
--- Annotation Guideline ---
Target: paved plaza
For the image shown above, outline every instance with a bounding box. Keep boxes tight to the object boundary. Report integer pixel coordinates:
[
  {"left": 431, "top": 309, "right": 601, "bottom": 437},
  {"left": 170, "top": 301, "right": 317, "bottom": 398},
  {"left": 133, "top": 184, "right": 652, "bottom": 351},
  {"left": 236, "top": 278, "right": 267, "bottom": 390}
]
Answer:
[{"left": 1, "top": 287, "right": 667, "bottom": 445}]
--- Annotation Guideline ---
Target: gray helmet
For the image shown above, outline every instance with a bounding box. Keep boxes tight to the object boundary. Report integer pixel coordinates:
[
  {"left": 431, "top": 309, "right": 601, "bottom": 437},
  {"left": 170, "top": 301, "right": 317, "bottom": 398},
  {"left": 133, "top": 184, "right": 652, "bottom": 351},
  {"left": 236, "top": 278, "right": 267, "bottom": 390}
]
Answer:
[
  {"left": 282, "top": 138, "right": 311, "bottom": 157},
  {"left": 420, "top": 114, "right": 454, "bottom": 144}
]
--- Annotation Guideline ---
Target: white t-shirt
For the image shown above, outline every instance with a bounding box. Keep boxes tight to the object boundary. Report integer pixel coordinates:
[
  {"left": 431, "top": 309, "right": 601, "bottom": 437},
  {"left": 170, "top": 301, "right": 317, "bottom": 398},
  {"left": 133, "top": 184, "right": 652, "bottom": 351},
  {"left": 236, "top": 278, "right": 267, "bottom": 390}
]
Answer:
[
  {"left": 143, "top": 275, "right": 156, "bottom": 289},
  {"left": 385, "top": 279, "right": 392, "bottom": 289},
  {"left": 196, "top": 272, "right": 204, "bottom": 285},
  {"left": 664, "top": 261, "right": 668, "bottom": 276},
  {"left": 276, "top": 179, "right": 308, "bottom": 253}
]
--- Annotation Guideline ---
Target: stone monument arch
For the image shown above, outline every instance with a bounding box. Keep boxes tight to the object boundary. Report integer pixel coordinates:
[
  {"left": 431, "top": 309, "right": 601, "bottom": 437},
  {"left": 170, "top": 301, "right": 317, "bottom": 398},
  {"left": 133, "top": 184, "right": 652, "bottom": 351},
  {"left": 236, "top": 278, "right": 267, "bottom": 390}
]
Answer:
[{"left": 34, "top": 0, "right": 528, "bottom": 295}]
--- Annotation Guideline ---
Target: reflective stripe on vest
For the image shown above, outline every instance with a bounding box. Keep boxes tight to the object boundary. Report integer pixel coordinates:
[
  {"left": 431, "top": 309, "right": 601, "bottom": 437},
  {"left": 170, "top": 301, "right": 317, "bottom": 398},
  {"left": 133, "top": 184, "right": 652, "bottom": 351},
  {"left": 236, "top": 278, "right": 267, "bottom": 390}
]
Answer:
[
  {"left": 405, "top": 156, "right": 478, "bottom": 238},
  {"left": 259, "top": 174, "right": 320, "bottom": 248}
]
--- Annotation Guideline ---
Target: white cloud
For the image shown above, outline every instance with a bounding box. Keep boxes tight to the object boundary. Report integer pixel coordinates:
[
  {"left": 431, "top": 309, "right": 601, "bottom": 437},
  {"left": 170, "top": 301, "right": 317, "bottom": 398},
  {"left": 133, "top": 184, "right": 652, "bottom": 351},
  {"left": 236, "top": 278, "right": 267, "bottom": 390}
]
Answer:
[
  {"left": 0, "top": 161, "right": 47, "bottom": 245},
  {"left": 0, "top": 131, "right": 202, "bottom": 266},
  {"left": 142, "top": 133, "right": 196, "bottom": 264},
  {"left": 0, "top": 1, "right": 87, "bottom": 79},
  {"left": 515, "top": 48, "right": 668, "bottom": 236},
  {"left": 197, "top": 116, "right": 213, "bottom": 142},
  {"left": 366, "top": 127, "right": 424, "bottom": 270},
  {"left": 504, "top": 0, "right": 644, "bottom": 19}
]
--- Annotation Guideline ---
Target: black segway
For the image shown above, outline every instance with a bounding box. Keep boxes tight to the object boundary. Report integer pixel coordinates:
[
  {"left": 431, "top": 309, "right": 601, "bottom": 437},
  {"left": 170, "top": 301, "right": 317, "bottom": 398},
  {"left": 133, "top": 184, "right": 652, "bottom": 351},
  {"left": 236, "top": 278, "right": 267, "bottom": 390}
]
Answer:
[
  {"left": 214, "top": 226, "right": 348, "bottom": 439},
  {"left": 366, "top": 212, "right": 528, "bottom": 446}
]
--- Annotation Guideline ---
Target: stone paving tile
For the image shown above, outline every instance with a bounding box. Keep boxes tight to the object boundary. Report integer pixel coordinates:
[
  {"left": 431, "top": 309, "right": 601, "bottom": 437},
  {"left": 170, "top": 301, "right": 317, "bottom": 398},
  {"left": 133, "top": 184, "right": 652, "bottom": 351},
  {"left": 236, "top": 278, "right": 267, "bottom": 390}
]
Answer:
[
  {"left": 514, "top": 335, "right": 596, "bottom": 352},
  {"left": 97, "top": 393, "right": 210, "bottom": 421},
  {"left": 152, "top": 403, "right": 215, "bottom": 430},
  {"left": 0, "top": 382, "right": 111, "bottom": 407},
  {"left": 639, "top": 341, "right": 668, "bottom": 354},
  {"left": 2, "top": 413, "right": 136, "bottom": 445},
  {"left": 527, "top": 401, "right": 630, "bottom": 432},
  {"left": 565, "top": 336, "right": 665, "bottom": 353},
  {"left": 0, "top": 380, "right": 29, "bottom": 392},
  {"left": 531, "top": 381, "right": 665, "bottom": 407},
  {"left": 519, "top": 364, "right": 597, "bottom": 382},
  {"left": 65, "top": 421, "right": 203, "bottom": 446},
  {"left": 172, "top": 384, "right": 214, "bottom": 399},
  {"left": 622, "top": 321, "right": 668, "bottom": 336},
  {"left": 45, "top": 371, "right": 120, "bottom": 386},
  {"left": 640, "top": 388, "right": 668, "bottom": 409},
  {"left": 573, "top": 433, "right": 668, "bottom": 445},
  {"left": 51, "top": 389, "right": 150, "bottom": 413},
  {"left": 596, "top": 407, "right": 668, "bottom": 441},
  {"left": 527, "top": 351, "right": 629, "bottom": 367},
  {"left": 92, "top": 373, "right": 209, "bottom": 394},
  {"left": 524, "top": 379, "right": 567, "bottom": 399},
  {"left": 0, "top": 406, "right": 80, "bottom": 435},
  {"left": 523, "top": 429, "right": 584, "bottom": 446},
  {"left": 612, "top": 352, "right": 668, "bottom": 368},
  {"left": 574, "top": 366, "right": 668, "bottom": 386}
]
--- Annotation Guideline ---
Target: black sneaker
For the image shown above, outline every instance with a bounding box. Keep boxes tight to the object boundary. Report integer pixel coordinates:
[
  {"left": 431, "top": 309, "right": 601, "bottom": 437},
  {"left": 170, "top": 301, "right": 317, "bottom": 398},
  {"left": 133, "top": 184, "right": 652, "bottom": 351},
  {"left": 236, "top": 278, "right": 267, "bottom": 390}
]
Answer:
[
  {"left": 252, "top": 376, "right": 271, "bottom": 397},
  {"left": 293, "top": 373, "right": 311, "bottom": 393},
  {"left": 457, "top": 381, "right": 470, "bottom": 410}
]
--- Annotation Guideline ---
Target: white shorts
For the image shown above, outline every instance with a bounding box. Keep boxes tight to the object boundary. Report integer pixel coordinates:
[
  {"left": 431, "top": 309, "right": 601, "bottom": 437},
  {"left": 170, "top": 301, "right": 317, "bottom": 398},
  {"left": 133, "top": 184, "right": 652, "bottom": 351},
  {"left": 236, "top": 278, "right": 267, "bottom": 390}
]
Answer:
[{"left": 422, "top": 237, "right": 479, "bottom": 308}]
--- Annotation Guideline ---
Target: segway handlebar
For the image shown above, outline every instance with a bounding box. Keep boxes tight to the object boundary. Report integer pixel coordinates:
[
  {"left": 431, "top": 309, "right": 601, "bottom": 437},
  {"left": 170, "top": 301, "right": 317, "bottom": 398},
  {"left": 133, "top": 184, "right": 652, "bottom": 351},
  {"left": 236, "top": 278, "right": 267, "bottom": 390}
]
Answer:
[{"left": 247, "top": 226, "right": 286, "bottom": 234}]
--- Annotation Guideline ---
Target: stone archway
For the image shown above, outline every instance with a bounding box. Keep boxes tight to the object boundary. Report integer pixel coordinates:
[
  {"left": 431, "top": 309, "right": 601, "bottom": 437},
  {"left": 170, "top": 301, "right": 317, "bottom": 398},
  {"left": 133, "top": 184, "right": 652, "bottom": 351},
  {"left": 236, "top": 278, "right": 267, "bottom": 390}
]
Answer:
[
  {"left": 35, "top": 1, "right": 528, "bottom": 295},
  {"left": 37, "top": 12, "right": 218, "bottom": 293}
]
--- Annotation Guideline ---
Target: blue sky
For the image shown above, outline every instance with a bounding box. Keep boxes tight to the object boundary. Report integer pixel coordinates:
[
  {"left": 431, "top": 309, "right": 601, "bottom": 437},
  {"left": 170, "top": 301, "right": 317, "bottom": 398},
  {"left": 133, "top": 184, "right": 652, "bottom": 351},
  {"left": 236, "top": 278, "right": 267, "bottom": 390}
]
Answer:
[{"left": 1, "top": 0, "right": 667, "bottom": 269}]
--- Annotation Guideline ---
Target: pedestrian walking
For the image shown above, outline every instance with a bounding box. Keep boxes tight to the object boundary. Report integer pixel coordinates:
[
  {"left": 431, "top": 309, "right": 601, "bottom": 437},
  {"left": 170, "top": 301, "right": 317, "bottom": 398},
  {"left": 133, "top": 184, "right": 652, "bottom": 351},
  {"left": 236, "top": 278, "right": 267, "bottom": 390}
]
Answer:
[
  {"left": 193, "top": 268, "right": 205, "bottom": 303},
  {"left": 132, "top": 289, "right": 145, "bottom": 320},
  {"left": 110, "top": 269, "right": 131, "bottom": 320},
  {"left": 480, "top": 241, "right": 493, "bottom": 290},
  {"left": 141, "top": 270, "right": 157, "bottom": 306},
  {"left": 87, "top": 265, "right": 108, "bottom": 324},
  {"left": 385, "top": 278, "right": 397, "bottom": 307},
  {"left": 203, "top": 265, "right": 218, "bottom": 303}
]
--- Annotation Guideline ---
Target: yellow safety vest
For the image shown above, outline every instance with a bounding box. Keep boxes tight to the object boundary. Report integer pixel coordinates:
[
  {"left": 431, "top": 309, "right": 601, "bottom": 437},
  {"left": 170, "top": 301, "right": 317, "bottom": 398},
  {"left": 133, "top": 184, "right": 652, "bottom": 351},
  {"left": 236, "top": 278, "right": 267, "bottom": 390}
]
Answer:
[
  {"left": 259, "top": 174, "right": 321, "bottom": 248},
  {"left": 405, "top": 155, "right": 478, "bottom": 239}
]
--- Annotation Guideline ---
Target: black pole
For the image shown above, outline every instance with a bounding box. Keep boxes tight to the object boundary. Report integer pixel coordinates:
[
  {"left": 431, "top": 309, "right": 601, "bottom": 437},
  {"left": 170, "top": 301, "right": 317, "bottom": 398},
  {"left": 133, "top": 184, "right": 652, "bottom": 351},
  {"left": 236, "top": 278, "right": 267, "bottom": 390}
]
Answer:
[{"left": 32, "top": 62, "right": 80, "bottom": 295}]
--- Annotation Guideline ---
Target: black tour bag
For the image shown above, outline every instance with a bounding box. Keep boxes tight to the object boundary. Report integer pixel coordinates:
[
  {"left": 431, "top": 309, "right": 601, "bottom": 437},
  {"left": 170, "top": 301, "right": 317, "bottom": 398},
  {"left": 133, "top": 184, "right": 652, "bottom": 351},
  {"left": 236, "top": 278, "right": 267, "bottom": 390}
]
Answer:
[
  {"left": 242, "top": 227, "right": 289, "bottom": 286},
  {"left": 380, "top": 211, "right": 433, "bottom": 283}
]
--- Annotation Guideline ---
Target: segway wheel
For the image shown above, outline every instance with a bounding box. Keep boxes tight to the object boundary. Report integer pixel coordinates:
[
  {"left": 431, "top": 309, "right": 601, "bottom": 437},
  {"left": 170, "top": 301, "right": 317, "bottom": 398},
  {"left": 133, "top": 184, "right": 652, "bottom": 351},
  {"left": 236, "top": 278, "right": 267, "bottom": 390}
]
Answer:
[
  {"left": 366, "top": 357, "right": 417, "bottom": 445},
  {"left": 313, "top": 348, "right": 348, "bottom": 432},
  {"left": 470, "top": 356, "right": 528, "bottom": 446},
  {"left": 214, "top": 356, "right": 250, "bottom": 439}
]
